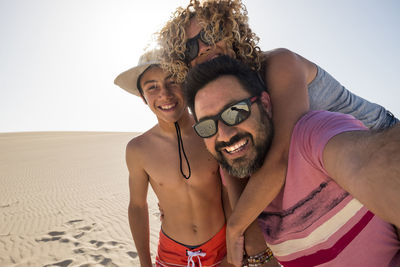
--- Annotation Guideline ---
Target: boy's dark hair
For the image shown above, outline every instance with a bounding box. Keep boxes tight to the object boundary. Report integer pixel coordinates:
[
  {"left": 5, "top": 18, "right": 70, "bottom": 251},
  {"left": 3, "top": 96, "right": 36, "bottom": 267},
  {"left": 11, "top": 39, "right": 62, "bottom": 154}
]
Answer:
[{"left": 184, "top": 55, "right": 267, "bottom": 120}]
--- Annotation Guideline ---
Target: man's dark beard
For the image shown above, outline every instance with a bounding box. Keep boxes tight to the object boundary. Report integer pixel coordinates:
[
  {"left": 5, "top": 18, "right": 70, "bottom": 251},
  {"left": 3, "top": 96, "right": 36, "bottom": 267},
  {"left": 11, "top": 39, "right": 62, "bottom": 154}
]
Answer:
[{"left": 214, "top": 110, "right": 274, "bottom": 178}]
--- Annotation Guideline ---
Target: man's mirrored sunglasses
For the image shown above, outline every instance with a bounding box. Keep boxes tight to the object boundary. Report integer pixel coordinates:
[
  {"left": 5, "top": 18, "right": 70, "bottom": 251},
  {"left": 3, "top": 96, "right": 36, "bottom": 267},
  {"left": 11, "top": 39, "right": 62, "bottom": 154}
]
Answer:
[{"left": 194, "top": 96, "right": 259, "bottom": 138}]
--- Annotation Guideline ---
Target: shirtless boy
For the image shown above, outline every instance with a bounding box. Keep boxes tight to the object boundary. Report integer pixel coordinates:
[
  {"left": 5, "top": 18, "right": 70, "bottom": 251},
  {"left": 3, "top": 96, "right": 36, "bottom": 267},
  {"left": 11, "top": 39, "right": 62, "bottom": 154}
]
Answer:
[{"left": 114, "top": 49, "right": 231, "bottom": 267}]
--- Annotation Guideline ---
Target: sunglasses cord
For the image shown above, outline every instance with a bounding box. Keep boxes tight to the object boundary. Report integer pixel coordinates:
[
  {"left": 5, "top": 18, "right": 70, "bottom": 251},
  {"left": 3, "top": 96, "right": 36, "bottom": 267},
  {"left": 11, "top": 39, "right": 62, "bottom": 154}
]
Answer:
[{"left": 175, "top": 122, "right": 191, "bottom": 179}]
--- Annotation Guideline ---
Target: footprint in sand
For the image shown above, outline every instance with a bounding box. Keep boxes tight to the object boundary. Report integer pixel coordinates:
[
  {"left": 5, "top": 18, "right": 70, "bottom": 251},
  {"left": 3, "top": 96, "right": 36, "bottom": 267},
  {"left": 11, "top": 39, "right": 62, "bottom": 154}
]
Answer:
[
  {"left": 73, "top": 232, "right": 85, "bottom": 239},
  {"left": 89, "top": 255, "right": 118, "bottom": 267},
  {"left": 39, "top": 219, "right": 136, "bottom": 266},
  {"left": 66, "top": 219, "right": 84, "bottom": 224},
  {"left": 35, "top": 220, "right": 94, "bottom": 244},
  {"left": 35, "top": 231, "right": 65, "bottom": 242},
  {"left": 43, "top": 259, "right": 73, "bottom": 267},
  {"left": 73, "top": 248, "right": 85, "bottom": 254},
  {"left": 89, "top": 240, "right": 104, "bottom": 248},
  {"left": 72, "top": 223, "right": 96, "bottom": 240},
  {"left": 127, "top": 251, "right": 138, "bottom": 259},
  {"left": 48, "top": 231, "right": 66, "bottom": 236}
]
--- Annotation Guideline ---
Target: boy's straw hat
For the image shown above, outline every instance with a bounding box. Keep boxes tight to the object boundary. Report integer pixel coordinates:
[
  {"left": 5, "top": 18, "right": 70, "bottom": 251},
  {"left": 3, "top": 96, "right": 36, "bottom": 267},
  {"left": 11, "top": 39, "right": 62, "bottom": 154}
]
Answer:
[{"left": 114, "top": 49, "right": 161, "bottom": 96}]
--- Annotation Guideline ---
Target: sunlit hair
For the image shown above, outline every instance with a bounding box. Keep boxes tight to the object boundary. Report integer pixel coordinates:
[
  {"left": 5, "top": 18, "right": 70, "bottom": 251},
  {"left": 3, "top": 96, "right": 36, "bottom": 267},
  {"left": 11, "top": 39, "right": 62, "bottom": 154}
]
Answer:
[{"left": 157, "top": 0, "right": 261, "bottom": 83}]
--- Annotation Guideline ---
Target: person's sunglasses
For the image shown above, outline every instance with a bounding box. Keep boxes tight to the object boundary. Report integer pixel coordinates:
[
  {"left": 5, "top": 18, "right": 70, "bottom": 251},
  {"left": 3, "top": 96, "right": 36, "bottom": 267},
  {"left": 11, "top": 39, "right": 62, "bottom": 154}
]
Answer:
[
  {"left": 184, "top": 28, "right": 222, "bottom": 63},
  {"left": 194, "top": 96, "right": 259, "bottom": 138}
]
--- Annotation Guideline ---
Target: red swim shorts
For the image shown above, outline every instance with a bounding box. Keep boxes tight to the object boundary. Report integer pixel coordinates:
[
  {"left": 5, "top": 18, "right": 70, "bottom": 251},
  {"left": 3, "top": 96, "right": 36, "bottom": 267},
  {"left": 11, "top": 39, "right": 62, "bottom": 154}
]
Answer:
[{"left": 155, "top": 224, "right": 227, "bottom": 267}]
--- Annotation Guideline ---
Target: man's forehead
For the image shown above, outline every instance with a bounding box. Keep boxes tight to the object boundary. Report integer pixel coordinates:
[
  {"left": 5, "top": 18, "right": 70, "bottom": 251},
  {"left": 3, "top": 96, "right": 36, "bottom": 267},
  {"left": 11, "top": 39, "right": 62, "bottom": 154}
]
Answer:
[{"left": 194, "top": 76, "right": 249, "bottom": 117}]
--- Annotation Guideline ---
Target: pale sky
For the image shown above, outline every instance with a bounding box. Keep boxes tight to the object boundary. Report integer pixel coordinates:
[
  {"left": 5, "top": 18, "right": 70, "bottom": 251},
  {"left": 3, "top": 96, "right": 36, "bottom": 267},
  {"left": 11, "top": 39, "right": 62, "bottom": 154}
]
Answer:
[{"left": 1, "top": 0, "right": 399, "bottom": 133}]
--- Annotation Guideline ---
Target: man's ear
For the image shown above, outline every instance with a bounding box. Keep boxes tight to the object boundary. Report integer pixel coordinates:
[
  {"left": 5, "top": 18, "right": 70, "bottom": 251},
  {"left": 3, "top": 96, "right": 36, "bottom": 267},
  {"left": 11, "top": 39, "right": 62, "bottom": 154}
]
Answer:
[{"left": 260, "top": 91, "right": 272, "bottom": 116}]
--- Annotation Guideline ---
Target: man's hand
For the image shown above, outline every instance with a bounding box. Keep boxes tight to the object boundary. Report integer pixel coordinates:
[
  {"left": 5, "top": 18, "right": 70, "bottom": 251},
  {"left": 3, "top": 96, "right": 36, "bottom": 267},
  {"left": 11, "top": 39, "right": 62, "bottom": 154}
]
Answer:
[{"left": 226, "top": 225, "right": 245, "bottom": 267}]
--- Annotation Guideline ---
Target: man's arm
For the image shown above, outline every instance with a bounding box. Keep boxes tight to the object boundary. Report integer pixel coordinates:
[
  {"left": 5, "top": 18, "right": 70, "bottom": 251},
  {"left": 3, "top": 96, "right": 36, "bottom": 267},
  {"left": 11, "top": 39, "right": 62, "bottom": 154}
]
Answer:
[
  {"left": 323, "top": 124, "right": 400, "bottom": 227},
  {"left": 126, "top": 140, "right": 153, "bottom": 267}
]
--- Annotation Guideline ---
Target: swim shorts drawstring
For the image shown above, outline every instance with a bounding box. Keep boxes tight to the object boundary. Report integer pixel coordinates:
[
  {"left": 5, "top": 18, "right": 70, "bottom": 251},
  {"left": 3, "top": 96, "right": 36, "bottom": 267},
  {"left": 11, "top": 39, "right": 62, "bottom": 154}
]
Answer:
[
  {"left": 175, "top": 121, "right": 191, "bottom": 179},
  {"left": 187, "top": 250, "right": 206, "bottom": 267}
]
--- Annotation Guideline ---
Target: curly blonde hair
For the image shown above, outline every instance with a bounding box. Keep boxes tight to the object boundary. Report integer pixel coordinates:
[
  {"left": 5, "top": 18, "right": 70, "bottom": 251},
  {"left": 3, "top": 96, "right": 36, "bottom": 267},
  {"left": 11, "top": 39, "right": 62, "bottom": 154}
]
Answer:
[{"left": 157, "top": 0, "right": 261, "bottom": 83}]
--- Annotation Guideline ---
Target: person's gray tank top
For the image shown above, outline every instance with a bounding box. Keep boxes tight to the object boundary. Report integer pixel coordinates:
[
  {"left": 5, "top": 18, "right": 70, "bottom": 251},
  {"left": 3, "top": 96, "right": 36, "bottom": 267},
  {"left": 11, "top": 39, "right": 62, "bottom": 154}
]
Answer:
[{"left": 308, "top": 65, "right": 398, "bottom": 130}]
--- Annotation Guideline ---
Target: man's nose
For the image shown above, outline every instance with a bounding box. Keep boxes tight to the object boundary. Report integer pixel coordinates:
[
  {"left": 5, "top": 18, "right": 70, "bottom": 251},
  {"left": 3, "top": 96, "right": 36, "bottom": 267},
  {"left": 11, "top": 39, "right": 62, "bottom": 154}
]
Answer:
[{"left": 216, "top": 121, "right": 236, "bottom": 143}]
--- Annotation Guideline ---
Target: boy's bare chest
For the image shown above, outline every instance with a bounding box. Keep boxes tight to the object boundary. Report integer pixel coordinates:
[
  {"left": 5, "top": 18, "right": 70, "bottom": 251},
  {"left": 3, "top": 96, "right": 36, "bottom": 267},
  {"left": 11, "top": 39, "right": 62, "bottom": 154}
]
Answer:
[{"left": 142, "top": 137, "right": 218, "bottom": 188}]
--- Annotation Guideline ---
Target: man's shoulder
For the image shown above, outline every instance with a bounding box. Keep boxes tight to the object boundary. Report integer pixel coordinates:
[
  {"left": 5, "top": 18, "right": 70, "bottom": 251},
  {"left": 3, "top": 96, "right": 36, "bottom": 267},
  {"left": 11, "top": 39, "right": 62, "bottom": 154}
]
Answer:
[
  {"left": 290, "top": 110, "right": 367, "bottom": 158},
  {"left": 293, "top": 110, "right": 366, "bottom": 142},
  {"left": 296, "top": 110, "right": 362, "bottom": 129}
]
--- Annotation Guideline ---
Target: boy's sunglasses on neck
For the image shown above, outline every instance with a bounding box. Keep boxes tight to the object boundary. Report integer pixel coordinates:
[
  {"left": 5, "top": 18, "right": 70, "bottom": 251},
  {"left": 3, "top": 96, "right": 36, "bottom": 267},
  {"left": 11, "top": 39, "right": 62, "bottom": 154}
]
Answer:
[
  {"left": 194, "top": 96, "right": 259, "bottom": 138},
  {"left": 184, "top": 27, "right": 222, "bottom": 63}
]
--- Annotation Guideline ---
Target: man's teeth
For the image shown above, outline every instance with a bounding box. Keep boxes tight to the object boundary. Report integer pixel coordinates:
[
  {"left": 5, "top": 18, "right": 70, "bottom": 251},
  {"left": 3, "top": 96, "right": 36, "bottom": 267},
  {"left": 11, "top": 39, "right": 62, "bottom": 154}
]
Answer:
[
  {"left": 160, "top": 103, "right": 176, "bottom": 110},
  {"left": 225, "top": 139, "right": 247, "bottom": 153}
]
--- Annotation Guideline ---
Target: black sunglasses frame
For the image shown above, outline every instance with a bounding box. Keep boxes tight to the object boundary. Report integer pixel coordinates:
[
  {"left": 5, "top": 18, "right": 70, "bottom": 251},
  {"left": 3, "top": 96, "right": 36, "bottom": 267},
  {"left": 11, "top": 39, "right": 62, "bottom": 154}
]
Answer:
[
  {"left": 194, "top": 95, "right": 259, "bottom": 138},
  {"left": 184, "top": 29, "right": 212, "bottom": 63},
  {"left": 184, "top": 25, "right": 224, "bottom": 63}
]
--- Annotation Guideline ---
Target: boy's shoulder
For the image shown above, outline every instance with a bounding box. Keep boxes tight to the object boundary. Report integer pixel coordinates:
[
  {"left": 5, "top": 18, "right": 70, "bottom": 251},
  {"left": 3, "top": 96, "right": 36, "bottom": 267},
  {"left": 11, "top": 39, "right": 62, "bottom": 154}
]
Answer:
[
  {"left": 125, "top": 126, "right": 164, "bottom": 170},
  {"left": 126, "top": 125, "right": 159, "bottom": 152}
]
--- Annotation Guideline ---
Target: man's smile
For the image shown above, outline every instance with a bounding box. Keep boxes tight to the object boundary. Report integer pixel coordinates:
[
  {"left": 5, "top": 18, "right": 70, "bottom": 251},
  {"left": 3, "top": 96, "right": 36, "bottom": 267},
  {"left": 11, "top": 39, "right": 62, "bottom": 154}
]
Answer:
[{"left": 224, "top": 138, "right": 248, "bottom": 154}]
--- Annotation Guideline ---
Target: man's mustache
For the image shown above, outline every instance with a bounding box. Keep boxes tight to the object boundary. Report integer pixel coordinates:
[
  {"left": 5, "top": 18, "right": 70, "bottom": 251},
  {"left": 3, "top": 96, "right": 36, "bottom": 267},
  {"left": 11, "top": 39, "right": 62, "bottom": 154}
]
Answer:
[{"left": 215, "top": 133, "right": 252, "bottom": 151}]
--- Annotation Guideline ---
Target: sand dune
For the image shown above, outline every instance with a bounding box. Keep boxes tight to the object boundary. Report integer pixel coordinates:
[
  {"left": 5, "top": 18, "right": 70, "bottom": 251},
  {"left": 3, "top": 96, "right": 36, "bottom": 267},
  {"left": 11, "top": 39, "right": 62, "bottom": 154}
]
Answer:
[{"left": 0, "top": 132, "right": 161, "bottom": 266}]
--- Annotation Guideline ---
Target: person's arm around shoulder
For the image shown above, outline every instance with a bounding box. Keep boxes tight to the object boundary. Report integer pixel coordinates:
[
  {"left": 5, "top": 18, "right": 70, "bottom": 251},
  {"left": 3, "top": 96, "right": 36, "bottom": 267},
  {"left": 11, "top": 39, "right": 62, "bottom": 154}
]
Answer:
[
  {"left": 263, "top": 48, "right": 315, "bottom": 141},
  {"left": 222, "top": 169, "right": 280, "bottom": 267},
  {"left": 126, "top": 137, "right": 153, "bottom": 267},
  {"left": 219, "top": 185, "right": 236, "bottom": 267},
  {"left": 226, "top": 48, "right": 316, "bottom": 265},
  {"left": 323, "top": 124, "right": 400, "bottom": 227}
]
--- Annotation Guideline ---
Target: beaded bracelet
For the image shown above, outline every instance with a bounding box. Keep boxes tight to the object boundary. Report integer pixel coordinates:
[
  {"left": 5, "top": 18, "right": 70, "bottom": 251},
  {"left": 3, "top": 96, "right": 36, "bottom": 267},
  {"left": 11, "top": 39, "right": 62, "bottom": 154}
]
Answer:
[{"left": 244, "top": 247, "right": 274, "bottom": 266}]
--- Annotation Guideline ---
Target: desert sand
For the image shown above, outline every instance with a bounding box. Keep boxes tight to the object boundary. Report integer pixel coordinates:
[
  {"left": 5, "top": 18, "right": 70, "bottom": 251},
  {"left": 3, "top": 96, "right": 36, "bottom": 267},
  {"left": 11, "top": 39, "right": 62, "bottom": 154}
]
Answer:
[{"left": 0, "top": 132, "right": 161, "bottom": 267}]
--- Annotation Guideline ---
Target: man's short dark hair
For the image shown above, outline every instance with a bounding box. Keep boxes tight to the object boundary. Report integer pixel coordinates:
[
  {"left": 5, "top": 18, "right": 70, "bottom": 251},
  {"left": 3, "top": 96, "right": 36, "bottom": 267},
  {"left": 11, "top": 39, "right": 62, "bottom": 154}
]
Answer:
[{"left": 184, "top": 55, "right": 267, "bottom": 120}]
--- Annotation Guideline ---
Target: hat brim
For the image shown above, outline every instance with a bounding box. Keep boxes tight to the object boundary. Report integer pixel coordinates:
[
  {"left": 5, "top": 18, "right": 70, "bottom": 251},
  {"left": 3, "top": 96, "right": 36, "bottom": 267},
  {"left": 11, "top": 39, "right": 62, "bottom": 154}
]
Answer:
[{"left": 114, "top": 60, "right": 159, "bottom": 97}]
